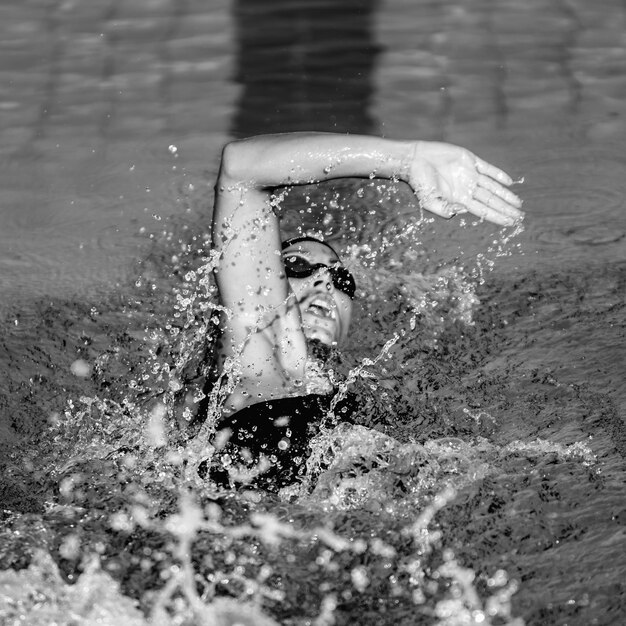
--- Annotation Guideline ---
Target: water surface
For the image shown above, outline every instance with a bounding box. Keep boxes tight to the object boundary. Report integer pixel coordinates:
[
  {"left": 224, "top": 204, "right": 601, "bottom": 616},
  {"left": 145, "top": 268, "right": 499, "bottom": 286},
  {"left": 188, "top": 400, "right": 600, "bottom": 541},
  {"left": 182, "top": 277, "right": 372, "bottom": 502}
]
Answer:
[{"left": 1, "top": 1, "right": 625, "bottom": 625}]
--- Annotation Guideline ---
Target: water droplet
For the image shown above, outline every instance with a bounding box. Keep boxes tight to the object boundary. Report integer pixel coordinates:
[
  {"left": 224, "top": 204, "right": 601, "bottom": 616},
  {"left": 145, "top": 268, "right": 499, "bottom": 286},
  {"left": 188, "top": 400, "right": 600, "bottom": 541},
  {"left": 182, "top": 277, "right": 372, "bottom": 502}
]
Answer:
[{"left": 70, "top": 359, "right": 91, "bottom": 378}]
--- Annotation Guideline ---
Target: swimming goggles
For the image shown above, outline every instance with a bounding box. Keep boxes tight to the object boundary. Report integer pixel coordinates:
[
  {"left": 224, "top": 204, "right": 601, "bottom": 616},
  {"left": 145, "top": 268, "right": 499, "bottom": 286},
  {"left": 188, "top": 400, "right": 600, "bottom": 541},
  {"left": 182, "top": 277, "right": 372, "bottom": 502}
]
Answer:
[{"left": 283, "top": 254, "right": 356, "bottom": 299}]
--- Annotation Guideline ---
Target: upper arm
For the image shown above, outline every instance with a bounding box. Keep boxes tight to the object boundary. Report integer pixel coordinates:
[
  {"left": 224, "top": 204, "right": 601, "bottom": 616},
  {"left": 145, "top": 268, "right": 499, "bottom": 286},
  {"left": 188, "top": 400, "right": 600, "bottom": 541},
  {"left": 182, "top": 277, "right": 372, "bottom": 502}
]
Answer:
[{"left": 211, "top": 142, "right": 306, "bottom": 380}]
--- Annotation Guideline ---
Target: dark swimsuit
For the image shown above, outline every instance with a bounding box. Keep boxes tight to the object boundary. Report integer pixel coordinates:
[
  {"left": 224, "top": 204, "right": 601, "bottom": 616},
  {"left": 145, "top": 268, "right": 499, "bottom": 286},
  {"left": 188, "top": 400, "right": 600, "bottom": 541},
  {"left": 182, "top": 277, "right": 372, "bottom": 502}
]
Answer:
[{"left": 208, "top": 393, "right": 355, "bottom": 491}]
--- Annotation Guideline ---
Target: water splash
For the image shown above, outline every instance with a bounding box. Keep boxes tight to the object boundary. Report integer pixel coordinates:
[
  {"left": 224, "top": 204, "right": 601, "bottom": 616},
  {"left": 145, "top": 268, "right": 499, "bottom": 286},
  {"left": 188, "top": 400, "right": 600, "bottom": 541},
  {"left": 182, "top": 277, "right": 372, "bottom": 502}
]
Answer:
[
  {"left": 0, "top": 551, "right": 146, "bottom": 626},
  {"left": 0, "top": 177, "right": 538, "bottom": 625}
]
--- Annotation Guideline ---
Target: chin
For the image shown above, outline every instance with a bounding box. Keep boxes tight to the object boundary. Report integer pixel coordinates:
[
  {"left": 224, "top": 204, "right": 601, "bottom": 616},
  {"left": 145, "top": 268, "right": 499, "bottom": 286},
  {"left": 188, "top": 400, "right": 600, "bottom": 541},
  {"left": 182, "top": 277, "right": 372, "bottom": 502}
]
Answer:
[{"left": 302, "top": 314, "right": 341, "bottom": 347}]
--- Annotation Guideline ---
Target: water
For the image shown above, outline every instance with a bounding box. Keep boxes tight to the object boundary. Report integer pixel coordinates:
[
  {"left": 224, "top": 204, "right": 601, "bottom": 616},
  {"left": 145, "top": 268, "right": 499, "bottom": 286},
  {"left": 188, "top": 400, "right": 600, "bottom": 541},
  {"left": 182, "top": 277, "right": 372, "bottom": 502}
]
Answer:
[{"left": 1, "top": 1, "right": 625, "bottom": 624}]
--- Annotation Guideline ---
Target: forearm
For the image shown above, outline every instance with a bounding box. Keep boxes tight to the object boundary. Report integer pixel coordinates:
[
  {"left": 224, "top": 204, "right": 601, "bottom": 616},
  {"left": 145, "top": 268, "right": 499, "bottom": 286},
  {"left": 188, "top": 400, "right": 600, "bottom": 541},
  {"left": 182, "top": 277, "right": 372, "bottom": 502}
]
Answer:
[
  {"left": 217, "top": 132, "right": 415, "bottom": 190},
  {"left": 211, "top": 131, "right": 523, "bottom": 251}
]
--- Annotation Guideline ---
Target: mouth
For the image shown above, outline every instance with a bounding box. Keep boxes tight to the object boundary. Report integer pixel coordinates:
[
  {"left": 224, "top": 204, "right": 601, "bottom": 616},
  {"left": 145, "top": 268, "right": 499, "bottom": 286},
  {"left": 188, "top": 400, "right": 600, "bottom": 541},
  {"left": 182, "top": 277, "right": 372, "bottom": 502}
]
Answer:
[{"left": 305, "top": 296, "right": 337, "bottom": 320}]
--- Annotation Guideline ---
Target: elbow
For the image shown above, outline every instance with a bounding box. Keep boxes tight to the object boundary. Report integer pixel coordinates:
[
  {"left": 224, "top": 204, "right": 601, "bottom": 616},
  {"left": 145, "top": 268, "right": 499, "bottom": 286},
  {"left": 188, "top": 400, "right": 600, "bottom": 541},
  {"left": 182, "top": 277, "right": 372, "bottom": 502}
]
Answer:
[{"left": 217, "top": 140, "right": 252, "bottom": 186}]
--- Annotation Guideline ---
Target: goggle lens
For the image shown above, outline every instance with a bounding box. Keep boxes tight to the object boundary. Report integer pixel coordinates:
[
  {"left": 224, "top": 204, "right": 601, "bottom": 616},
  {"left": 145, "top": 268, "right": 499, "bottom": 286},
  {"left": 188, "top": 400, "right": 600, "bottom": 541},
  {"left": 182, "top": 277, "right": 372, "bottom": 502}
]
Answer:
[{"left": 283, "top": 255, "right": 356, "bottom": 299}]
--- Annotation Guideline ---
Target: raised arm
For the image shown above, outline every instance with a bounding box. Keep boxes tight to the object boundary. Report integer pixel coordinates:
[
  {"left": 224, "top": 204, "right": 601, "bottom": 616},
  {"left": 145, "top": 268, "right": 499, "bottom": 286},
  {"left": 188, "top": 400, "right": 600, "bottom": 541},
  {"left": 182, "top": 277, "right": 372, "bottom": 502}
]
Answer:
[
  {"left": 214, "top": 132, "right": 522, "bottom": 229},
  {"left": 214, "top": 132, "right": 412, "bottom": 193}
]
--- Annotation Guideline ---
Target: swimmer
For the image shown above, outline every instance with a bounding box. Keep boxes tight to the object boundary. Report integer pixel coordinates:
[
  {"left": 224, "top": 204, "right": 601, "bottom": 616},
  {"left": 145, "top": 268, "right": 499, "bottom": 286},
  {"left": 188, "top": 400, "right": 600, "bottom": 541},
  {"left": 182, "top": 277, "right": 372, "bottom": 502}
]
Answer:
[{"left": 208, "top": 132, "right": 522, "bottom": 488}]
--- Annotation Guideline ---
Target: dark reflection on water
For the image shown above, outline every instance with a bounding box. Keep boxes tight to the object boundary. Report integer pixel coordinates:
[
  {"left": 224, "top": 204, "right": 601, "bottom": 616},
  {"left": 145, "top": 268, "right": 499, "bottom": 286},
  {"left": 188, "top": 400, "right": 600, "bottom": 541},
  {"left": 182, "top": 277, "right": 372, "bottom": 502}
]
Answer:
[{"left": 231, "top": 0, "right": 380, "bottom": 136}]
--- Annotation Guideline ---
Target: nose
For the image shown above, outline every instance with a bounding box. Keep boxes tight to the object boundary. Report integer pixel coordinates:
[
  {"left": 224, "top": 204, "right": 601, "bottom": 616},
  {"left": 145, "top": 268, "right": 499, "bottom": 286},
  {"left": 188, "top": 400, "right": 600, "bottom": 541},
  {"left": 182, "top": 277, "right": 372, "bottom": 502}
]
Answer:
[{"left": 312, "top": 268, "right": 334, "bottom": 292}]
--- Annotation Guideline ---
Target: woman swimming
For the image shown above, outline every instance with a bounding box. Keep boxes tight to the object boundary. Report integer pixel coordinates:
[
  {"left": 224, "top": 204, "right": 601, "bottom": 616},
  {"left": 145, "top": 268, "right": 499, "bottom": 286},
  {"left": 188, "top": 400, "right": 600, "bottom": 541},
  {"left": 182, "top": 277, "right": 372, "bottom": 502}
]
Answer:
[{"left": 208, "top": 132, "right": 523, "bottom": 489}]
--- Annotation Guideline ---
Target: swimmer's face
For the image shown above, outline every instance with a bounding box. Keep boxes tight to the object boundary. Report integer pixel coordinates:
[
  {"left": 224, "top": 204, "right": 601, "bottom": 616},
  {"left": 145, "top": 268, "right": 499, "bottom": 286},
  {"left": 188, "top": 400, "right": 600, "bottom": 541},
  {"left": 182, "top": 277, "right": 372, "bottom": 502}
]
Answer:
[{"left": 282, "top": 240, "right": 354, "bottom": 346}]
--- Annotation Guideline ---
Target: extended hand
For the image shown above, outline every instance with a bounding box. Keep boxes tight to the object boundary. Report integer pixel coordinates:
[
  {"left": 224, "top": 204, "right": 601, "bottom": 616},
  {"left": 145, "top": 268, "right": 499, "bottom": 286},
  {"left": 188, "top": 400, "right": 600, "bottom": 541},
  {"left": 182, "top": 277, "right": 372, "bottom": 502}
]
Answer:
[{"left": 407, "top": 141, "right": 523, "bottom": 226}]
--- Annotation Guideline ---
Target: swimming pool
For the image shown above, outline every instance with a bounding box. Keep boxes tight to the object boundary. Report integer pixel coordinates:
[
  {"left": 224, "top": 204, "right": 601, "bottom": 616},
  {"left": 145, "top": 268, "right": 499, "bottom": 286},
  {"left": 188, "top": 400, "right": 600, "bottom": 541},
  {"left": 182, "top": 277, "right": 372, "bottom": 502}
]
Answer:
[{"left": 1, "top": 1, "right": 625, "bottom": 624}]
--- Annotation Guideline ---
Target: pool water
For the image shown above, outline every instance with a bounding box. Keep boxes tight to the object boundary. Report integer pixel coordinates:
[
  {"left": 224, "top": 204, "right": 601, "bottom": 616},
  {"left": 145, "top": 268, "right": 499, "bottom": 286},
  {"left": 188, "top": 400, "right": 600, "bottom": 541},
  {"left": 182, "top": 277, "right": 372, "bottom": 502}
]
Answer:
[{"left": 1, "top": 1, "right": 625, "bottom": 625}]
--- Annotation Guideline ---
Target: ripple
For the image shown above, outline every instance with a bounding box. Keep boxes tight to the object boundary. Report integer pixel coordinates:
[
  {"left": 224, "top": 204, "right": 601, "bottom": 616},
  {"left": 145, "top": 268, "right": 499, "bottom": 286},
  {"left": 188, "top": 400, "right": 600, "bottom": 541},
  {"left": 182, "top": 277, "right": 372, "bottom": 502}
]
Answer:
[
  {"left": 537, "top": 225, "right": 625, "bottom": 246},
  {"left": 0, "top": 224, "right": 147, "bottom": 316},
  {"left": 523, "top": 182, "right": 624, "bottom": 219},
  {"left": 569, "top": 225, "right": 625, "bottom": 245},
  {"left": 517, "top": 145, "right": 626, "bottom": 217}
]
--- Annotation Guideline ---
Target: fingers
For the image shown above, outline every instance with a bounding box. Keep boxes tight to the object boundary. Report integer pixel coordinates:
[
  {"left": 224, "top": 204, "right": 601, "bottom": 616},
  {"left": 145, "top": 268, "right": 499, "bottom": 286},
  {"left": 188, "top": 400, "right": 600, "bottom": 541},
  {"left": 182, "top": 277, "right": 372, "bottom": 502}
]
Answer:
[
  {"left": 420, "top": 194, "right": 458, "bottom": 219},
  {"left": 465, "top": 196, "right": 523, "bottom": 226},
  {"left": 473, "top": 186, "right": 524, "bottom": 221},
  {"left": 477, "top": 175, "right": 523, "bottom": 209},
  {"left": 420, "top": 190, "right": 523, "bottom": 226},
  {"left": 471, "top": 157, "right": 524, "bottom": 225},
  {"left": 475, "top": 157, "right": 514, "bottom": 186},
  {"left": 415, "top": 151, "right": 524, "bottom": 225}
]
